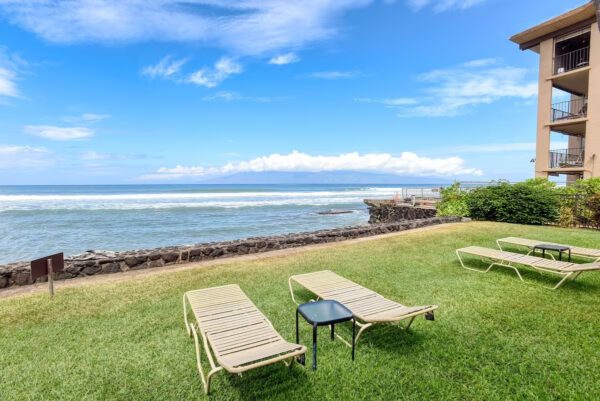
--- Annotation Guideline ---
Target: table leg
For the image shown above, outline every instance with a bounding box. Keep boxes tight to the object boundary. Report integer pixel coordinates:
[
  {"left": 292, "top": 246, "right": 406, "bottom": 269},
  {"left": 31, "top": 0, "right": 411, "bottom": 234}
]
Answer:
[
  {"left": 295, "top": 309, "right": 299, "bottom": 344},
  {"left": 542, "top": 249, "right": 546, "bottom": 258},
  {"left": 331, "top": 324, "right": 334, "bottom": 340},
  {"left": 569, "top": 249, "right": 571, "bottom": 262},
  {"left": 352, "top": 319, "right": 355, "bottom": 361},
  {"left": 312, "top": 324, "right": 317, "bottom": 370},
  {"left": 559, "top": 250, "right": 562, "bottom": 261}
]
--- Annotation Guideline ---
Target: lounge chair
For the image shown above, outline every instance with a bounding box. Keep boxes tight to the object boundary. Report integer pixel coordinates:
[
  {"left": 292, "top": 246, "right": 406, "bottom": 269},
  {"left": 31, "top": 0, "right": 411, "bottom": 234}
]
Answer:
[
  {"left": 183, "top": 284, "right": 306, "bottom": 394},
  {"left": 288, "top": 270, "right": 437, "bottom": 345},
  {"left": 456, "top": 246, "right": 600, "bottom": 289},
  {"left": 497, "top": 237, "right": 600, "bottom": 262}
]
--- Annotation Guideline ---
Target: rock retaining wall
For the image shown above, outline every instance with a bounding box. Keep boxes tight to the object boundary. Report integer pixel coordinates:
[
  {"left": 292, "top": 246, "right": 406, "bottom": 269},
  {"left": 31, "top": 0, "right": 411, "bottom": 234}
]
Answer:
[
  {"left": 0, "top": 216, "right": 461, "bottom": 289},
  {"left": 365, "top": 199, "right": 437, "bottom": 224}
]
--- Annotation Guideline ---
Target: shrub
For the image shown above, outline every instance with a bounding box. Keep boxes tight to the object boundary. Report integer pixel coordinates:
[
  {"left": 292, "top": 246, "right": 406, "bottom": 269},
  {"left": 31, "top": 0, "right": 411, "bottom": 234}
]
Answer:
[
  {"left": 465, "top": 179, "right": 559, "bottom": 225},
  {"left": 557, "top": 205, "right": 577, "bottom": 227},
  {"left": 585, "top": 193, "right": 600, "bottom": 229},
  {"left": 437, "top": 182, "right": 469, "bottom": 217},
  {"left": 556, "top": 178, "right": 600, "bottom": 228}
]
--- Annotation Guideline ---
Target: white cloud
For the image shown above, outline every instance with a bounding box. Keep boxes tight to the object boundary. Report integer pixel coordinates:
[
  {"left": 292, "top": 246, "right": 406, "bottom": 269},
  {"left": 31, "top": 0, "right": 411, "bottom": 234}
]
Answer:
[
  {"left": 407, "top": 0, "right": 486, "bottom": 12},
  {"left": 355, "top": 97, "right": 418, "bottom": 106},
  {"left": 0, "top": 1, "right": 372, "bottom": 56},
  {"left": 63, "top": 113, "right": 111, "bottom": 123},
  {"left": 359, "top": 60, "right": 537, "bottom": 117},
  {"left": 0, "top": 47, "right": 24, "bottom": 99},
  {"left": 143, "top": 150, "right": 482, "bottom": 180},
  {"left": 310, "top": 70, "right": 362, "bottom": 79},
  {"left": 449, "top": 142, "right": 536, "bottom": 153},
  {"left": 24, "top": 125, "right": 94, "bottom": 140},
  {"left": 461, "top": 58, "right": 497, "bottom": 68},
  {"left": 0, "top": 144, "right": 48, "bottom": 155},
  {"left": 202, "top": 91, "right": 273, "bottom": 102},
  {"left": 0, "top": 144, "right": 50, "bottom": 167},
  {"left": 187, "top": 57, "right": 243, "bottom": 88},
  {"left": 81, "top": 150, "right": 148, "bottom": 160},
  {"left": 0, "top": 65, "right": 18, "bottom": 98},
  {"left": 269, "top": 53, "right": 300, "bottom": 65},
  {"left": 141, "top": 56, "right": 187, "bottom": 79}
]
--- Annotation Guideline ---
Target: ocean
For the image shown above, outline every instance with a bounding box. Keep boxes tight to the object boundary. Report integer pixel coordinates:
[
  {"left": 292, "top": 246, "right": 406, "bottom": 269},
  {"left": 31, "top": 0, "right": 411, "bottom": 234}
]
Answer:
[{"left": 0, "top": 184, "right": 442, "bottom": 264}]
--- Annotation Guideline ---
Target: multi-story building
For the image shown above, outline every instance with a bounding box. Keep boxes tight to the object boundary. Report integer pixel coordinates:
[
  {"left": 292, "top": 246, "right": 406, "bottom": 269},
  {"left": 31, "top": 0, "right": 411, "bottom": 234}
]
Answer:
[{"left": 511, "top": 1, "right": 600, "bottom": 181}]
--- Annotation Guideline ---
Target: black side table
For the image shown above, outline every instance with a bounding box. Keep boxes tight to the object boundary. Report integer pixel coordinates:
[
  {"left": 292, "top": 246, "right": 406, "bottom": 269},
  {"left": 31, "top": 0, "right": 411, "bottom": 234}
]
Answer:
[
  {"left": 296, "top": 300, "right": 355, "bottom": 370},
  {"left": 533, "top": 244, "right": 571, "bottom": 261}
]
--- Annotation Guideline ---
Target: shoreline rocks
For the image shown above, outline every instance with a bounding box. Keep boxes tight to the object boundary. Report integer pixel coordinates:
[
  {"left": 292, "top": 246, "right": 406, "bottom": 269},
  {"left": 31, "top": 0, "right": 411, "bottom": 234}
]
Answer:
[{"left": 0, "top": 216, "right": 461, "bottom": 290}]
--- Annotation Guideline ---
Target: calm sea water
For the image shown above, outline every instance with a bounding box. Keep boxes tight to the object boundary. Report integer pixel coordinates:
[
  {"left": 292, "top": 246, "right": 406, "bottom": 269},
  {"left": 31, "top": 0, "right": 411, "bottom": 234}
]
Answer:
[{"left": 0, "top": 184, "right": 441, "bottom": 264}]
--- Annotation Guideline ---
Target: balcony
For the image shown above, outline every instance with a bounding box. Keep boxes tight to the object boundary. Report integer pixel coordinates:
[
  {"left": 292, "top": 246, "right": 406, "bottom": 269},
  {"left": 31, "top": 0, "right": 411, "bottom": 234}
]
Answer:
[
  {"left": 554, "top": 46, "right": 590, "bottom": 75},
  {"left": 551, "top": 97, "right": 587, "bottom": 122},
  {"left": 549, "top": 148, "right": 584, "bottom": 169}
]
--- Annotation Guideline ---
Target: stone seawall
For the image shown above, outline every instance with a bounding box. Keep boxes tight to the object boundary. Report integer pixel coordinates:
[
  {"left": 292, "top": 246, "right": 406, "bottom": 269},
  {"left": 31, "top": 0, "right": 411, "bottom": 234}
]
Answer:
[
  {"left": 365, "top": 199, "right": 437, "bottom": 224},
  {"left": 0, "top": 216, "right": 461, "bottom": 289}
]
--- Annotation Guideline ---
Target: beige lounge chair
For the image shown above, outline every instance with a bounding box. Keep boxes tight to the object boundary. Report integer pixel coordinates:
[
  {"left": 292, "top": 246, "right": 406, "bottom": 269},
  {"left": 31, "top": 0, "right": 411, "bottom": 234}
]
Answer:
[
  {"left": 497, "top": 237, "right": 600, "bottom": 262},
  {"left": 288, "top": 270, "right": 437, "bottom": 345},
  {"left": 456, "top": 246, "right": 600, "bottom": 289},
  {"left": 183, "top": 284, "right": 306, "bottom": 394}
]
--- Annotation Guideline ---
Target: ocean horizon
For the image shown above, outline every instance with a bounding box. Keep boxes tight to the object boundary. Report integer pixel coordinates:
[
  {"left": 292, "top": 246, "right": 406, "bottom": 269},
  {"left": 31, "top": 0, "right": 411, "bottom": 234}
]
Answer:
[{"left": 0, "top": 183, "right": 445, "bottom": 264}]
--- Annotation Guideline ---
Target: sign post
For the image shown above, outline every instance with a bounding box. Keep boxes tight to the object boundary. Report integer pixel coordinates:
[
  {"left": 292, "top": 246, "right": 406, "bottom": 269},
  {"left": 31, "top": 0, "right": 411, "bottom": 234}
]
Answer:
[
  {"left": 31, "top": 253, "right": 64, "bottom": 297},
  {"left": 47, "top": 258, "right": 54, "bottom": 296}
]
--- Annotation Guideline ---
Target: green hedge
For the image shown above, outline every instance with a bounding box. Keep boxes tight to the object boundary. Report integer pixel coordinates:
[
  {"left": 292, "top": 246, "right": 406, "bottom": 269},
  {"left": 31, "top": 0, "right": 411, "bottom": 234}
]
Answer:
[
  {"left": 437, "top": 179, "right": 570, "bottom": 226},
  {"left": 465, "top": 179, "right": 559, "bottom": 225}
]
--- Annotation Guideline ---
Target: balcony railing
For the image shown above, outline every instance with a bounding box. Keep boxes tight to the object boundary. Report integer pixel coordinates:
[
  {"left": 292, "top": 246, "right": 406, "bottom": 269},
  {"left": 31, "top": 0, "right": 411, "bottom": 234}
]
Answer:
[
  {"left": 554, "top": 47, "right": 590, "bottom": 74},
  {"left": 551, "top": 97, "right": 587, "bottom": 122},
  {"left": 549, "top": 148, "right": 584, "bottom": 169}
]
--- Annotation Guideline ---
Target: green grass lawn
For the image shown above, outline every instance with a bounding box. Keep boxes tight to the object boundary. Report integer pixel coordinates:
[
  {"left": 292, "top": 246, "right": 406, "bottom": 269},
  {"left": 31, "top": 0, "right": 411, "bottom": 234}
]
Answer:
[{"left": 2, "top": 221, "right": 600, "bottom": 401}]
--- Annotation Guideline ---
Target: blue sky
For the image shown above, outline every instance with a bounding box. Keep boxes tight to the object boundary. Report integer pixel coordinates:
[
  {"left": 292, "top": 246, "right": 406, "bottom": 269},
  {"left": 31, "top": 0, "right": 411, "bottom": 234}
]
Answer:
[{"left": 0, "top": 0, "right": 588, "bottom": 184}]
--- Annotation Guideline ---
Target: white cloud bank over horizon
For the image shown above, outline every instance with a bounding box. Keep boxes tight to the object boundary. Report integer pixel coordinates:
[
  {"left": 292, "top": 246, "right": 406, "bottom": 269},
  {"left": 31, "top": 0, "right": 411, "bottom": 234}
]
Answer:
[{"left": 142, "top": 150, "right": 483, "bottom": 180}]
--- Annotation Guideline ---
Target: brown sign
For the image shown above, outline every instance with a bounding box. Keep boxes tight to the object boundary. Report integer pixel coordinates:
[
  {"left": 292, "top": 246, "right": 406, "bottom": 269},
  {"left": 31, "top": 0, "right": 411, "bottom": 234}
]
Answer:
[{"left": 31, "top": 253, "right": 64, "bottom": 281}]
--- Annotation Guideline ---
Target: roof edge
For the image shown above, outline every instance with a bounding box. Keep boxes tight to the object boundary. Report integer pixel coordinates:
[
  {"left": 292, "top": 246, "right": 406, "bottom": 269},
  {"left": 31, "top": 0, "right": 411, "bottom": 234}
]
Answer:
[{"left": 511, "top": 1, "right": 597, "bottom": 50}]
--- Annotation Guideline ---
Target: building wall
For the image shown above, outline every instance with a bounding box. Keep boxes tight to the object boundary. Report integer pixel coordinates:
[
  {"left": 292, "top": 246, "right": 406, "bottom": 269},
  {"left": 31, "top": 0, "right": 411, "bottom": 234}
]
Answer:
[
  {"left": 585, "top": 22, "right": 600, "bottom": 178},
  {"left": 535, "top": 39, "right": 554, "bottom": 178}
]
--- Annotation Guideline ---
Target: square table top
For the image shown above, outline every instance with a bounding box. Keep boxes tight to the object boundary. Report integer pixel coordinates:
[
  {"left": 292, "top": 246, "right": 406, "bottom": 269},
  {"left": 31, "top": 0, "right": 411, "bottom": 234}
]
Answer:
[
  {"left": 534, "top": 243, "right": 571, "bottom": 252},
  {"left": 297, "top": 300, "right": 353, "bottom": 326}
]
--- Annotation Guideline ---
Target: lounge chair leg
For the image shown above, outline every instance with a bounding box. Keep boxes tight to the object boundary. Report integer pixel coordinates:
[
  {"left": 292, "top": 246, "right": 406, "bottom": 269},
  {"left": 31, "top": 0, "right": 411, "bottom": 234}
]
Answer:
[
  {"left": 191, "top": 323, "right": 222, "bottom": 395},
  {"left": 354, "top": 322, "right": 372, "bottom": 344},
  {"left": 489, "top": 262, "right": 524, "bottom": 282},
  {"left": 288, "top": 277, "right": 300, "bottom": 306},
  {"left": 284, "top": 357, "right": 295, "bottom": 369},
  {"left": 456, "top": 250, "right": 482, "bottom": 272},
  {"left": 496, "top": 240, "right": 503, "bottom": 251},
  {"left": 404, "top": 316, "right": 416, "bottom": 331},
  {"left": 552, "top": 272, "right": 578, "bottom": 290},
  {"left": 183, "top": 294, "right": 191, "bottom": 337}
]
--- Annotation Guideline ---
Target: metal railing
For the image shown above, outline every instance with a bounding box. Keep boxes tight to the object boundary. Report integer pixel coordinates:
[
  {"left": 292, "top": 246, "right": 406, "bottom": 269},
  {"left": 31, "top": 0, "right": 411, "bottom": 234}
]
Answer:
[
  {"left": 554, "top": 46, "right": 590, "bottom": 74},
  {"left": 549, "top": 148, "right": 585, "bottom": 168},
  {"left": 551, "top": 97, "right": 587, "bottom": 121}
]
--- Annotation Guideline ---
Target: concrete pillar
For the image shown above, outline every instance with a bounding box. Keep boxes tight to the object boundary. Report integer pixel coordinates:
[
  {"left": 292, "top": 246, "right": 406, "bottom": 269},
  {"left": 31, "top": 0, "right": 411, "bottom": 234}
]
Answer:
[
  {"left": 535, "top": 39, "right": 554, "bottom": 178},
  {"left": 585, "top": 22, "right": 600, "bottom": 178}
]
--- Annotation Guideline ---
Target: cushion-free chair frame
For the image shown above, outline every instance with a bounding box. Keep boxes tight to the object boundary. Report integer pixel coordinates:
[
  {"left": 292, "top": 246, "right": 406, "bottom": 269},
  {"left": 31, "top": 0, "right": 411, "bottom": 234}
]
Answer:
[
  {"left": 288, "top": 270, "right": 437, "bottom": 346},
  {"left": 456, "top": 246, "right": 600, "bottom": 289},
  {"left": 183, "top": 284, "right": 306, "bottom": 394},
  {"left": 497, "top": 237, "right": 600, "bottom": 263}
]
